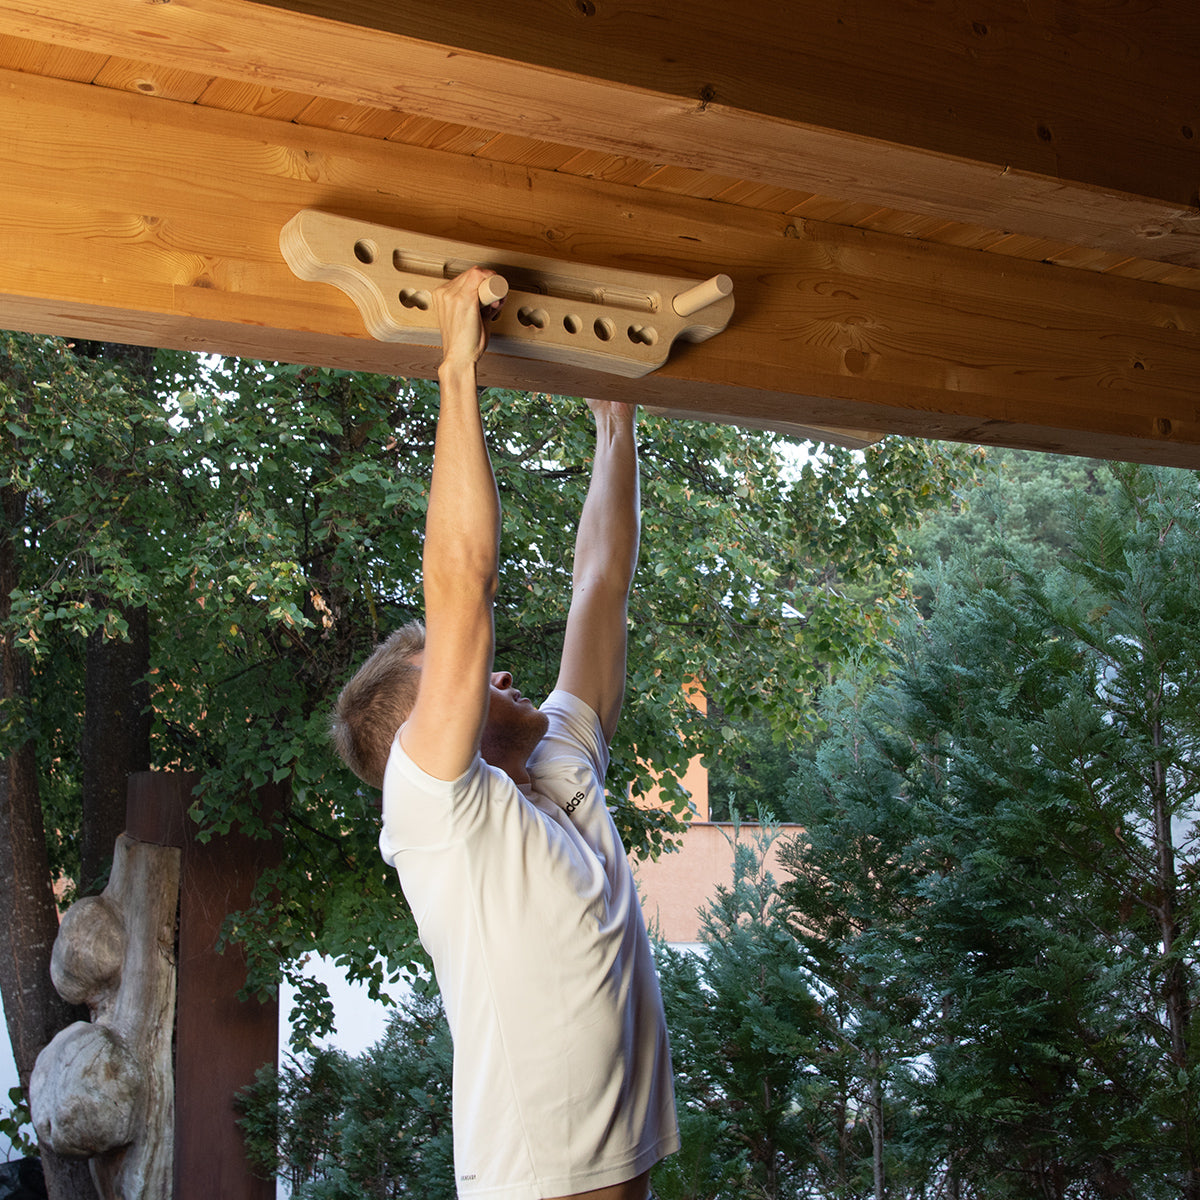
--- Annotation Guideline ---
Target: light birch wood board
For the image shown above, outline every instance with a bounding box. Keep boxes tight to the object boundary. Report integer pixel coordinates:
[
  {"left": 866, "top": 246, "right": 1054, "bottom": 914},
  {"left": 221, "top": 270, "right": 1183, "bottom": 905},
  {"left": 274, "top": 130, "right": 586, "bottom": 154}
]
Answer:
[{"left": 280, "top": 209, "right": 735, "bottom": 378}]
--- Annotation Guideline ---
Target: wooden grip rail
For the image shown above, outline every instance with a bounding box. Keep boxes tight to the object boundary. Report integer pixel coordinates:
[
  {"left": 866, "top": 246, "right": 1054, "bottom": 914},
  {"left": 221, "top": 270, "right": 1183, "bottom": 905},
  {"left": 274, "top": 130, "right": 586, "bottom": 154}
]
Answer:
[{"left": 280, "top": 210, "right": 734, "bottom": 378}]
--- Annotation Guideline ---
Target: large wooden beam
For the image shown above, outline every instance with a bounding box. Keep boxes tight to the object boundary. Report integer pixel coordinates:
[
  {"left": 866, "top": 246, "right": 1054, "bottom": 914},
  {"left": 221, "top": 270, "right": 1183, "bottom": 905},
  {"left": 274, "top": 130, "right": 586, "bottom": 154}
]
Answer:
[
  {"left": 2, "top": 68, "right": 1199, "bottom": 464},
  {"left": 0, "top": 0, "right": 1197, "bottom": 268}
]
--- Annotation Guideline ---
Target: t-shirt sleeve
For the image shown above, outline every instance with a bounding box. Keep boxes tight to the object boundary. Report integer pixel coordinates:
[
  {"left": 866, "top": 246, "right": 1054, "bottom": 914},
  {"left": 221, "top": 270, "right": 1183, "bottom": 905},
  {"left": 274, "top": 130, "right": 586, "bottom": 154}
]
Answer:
[
  {"left": 378, "top": 732, "right": 494, "bottom": 863},
  {"left": 531, "top": 690, "right": 609, "bottom": 778},
  {"left": 525, "top": 690, "right": 613, "bottom": 830}
]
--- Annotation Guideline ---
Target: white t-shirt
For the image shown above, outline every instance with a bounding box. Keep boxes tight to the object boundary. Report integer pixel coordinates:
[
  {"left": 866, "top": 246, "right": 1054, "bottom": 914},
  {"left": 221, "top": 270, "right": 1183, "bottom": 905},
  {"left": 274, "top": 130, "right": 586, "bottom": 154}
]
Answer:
[{"left": 380, "top": 690, "right": 680, "bottom": 1199}]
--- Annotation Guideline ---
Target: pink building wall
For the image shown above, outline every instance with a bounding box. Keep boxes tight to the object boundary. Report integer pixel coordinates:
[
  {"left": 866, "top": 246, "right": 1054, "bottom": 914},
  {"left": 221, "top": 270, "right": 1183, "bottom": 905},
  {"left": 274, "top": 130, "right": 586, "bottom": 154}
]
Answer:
[
  {"left": 626, "top": 706, "right": 801, "bottom": 944},
  {"left": 629, "top": 821, "right": 802, "bottom": 945}
]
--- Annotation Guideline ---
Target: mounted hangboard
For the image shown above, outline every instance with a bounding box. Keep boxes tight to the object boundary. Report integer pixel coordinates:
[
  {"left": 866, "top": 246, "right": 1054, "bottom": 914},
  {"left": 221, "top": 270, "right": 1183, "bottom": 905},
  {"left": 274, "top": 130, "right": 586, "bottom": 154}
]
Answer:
[{"left": 280, "top": 210, "right": 734, "bottom": 378}]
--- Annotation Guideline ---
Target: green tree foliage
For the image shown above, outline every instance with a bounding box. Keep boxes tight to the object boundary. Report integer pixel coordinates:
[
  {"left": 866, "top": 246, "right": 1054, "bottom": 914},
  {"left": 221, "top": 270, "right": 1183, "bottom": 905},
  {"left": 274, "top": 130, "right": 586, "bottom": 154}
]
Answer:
[
  {"left": 703, "top": 438, "right": 982, "bottom": 818},
  {"left": 1, "top": 332, "right": 161, "bottom": 1200},
  {"left": 1, "top": 333, "right": 169, "bottom": 892},
  {"left": 240, "top": 988, "right": 454, "bottom": 1199},
  {"left": 778, "top": 669, "right": 934, "bottom": 1199},
  {"left": 908, "top": 446, "right": 1119, "bottom": 584},
  {"left": 0, "top": 331, "right": 973, "bottom": 1060},
  {"left": 704, "top": 713, "right": 797, "bottom": 822}
]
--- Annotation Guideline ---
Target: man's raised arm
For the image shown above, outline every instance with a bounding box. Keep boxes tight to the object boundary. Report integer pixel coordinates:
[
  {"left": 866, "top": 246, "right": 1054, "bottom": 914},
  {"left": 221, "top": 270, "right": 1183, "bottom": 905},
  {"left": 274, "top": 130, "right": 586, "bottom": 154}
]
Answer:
[
  {"left": 399, "top": 268, "right": 503, "bottom": 781},
  {"left": 556, "top": 400, "right": 641, "bottom": 745}
]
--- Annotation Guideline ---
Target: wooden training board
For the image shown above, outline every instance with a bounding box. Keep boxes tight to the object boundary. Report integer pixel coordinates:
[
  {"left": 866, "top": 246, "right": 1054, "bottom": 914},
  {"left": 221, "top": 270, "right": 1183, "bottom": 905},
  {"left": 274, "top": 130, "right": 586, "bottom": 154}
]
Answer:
[{"left": 280, "top": 210, "right": 735, "bottom": 378}]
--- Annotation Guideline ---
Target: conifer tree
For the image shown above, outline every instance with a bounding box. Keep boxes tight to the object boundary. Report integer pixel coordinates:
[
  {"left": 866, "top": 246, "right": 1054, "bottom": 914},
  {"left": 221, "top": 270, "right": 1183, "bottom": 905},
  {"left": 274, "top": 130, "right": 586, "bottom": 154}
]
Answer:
[
  {"left": 654, "top": 824, "right": 827, "bottom": 1200},
  {"left": 778, "top": 670, "right": 937, "bottom": 1199},
  {"left": 782, "top": 462, "right": 1200, "bottom": 1198}
]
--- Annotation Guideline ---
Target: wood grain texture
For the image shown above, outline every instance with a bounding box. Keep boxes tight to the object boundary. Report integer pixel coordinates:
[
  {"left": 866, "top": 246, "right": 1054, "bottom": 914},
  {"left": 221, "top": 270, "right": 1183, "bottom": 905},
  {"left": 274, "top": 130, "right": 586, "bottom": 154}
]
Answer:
[
  {"left": 2, "top": 67, "right": 1199, "bottom": 464},
  {"left": 0, "top": 0, "right": 1196, "bottom": 267},
  {"left": 31, "top": 835, "right": 180, "bottom": 1199}
]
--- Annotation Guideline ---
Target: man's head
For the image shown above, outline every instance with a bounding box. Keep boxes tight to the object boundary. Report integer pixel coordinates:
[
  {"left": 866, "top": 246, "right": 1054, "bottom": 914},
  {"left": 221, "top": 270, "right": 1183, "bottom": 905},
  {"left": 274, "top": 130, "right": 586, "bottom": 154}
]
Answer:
[{"left": 331, "top": 621, "right": 426, "bottom": 790}]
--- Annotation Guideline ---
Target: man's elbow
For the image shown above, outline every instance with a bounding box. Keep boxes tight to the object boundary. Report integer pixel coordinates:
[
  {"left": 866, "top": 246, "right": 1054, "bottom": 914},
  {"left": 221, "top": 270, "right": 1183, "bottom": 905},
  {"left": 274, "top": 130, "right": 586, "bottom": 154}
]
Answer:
[
  {"left": 425, "top": 556, "right": 499, "bottom": 604},
  {"left": 571, "top": 568, "right": 634, "bottom": 606}
]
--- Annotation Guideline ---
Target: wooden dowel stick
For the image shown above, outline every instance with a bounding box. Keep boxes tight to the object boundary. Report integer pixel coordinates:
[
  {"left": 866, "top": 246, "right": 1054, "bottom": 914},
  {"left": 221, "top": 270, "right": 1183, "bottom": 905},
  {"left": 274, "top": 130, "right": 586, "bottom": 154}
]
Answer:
[
  {"left": 478, "top": 274, "right": 509, "bottom": 306},
  {"left": 672, "top": 273, "right": 733, "bottom": 317}
]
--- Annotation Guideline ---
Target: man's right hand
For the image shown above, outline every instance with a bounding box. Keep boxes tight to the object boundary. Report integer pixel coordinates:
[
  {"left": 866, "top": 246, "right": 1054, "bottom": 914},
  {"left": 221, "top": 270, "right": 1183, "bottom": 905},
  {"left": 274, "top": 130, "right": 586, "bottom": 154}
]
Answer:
[{"left": 433, "top": 267, "right": 504, "bottom": 373}]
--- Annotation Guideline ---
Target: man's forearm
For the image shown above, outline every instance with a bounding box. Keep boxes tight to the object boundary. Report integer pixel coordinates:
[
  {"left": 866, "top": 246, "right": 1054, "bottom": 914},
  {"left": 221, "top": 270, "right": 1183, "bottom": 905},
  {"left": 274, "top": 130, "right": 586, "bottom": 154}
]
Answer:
[
  {"left": 553, "top": 401, "right": 641, "bottom": 739},
  {"left": 424, "top": 359, "right": 500, "bottom": 600},
  {"left": 573, "top": 404, "right": 640, "bottom": 595}
]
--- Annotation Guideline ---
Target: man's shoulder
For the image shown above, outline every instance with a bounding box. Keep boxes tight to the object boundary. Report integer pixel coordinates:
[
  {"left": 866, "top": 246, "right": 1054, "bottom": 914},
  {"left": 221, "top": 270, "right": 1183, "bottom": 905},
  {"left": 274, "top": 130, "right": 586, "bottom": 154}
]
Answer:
[
  {"left": 530, "top": 690, "right": 609, "bottom": 789},
  {"left": 536, "top": 690, "right": 605, "bottom": 750},
  {"left": 539, "top": 688, "right": 602, "bottom": 730}
]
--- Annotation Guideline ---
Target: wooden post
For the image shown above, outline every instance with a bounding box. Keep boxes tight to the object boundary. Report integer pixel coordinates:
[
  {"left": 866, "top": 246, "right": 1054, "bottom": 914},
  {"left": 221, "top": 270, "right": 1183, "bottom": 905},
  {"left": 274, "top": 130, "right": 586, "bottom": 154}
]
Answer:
[
  {"left": 30, "top": 832, "right": 181, "bottom": 1200},
  {"left": 126, "top": 771, "right": 283, "bottom": 1200}
]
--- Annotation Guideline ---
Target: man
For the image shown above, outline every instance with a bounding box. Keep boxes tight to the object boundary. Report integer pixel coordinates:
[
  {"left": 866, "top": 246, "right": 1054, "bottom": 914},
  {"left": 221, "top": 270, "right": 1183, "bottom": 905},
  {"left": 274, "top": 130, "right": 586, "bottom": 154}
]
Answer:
[{"left": 332, "top": 267, "right": 680, "bottom": 1200}]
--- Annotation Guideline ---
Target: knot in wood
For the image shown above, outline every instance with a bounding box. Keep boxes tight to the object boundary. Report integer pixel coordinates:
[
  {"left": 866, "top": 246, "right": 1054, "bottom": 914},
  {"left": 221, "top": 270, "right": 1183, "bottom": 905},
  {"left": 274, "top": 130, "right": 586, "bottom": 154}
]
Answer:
[{"left": 51, "top": 895, "right": 127, "bottom": 1008}]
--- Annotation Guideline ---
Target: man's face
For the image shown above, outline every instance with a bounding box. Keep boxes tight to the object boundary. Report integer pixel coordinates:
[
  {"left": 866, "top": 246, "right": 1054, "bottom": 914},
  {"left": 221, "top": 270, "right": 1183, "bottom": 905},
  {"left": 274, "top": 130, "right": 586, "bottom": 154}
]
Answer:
[{"left": 483, "top": 670, "right": 549, "bottom": 759}]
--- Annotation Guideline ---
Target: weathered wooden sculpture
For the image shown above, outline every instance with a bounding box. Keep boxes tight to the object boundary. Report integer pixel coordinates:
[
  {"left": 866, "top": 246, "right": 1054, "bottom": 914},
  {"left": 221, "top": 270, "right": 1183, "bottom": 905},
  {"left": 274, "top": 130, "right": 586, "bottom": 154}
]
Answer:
[
  {"left": 281, "top": 209, "right": 735, "bottom": 377},
  {"left": 30, "top": 834, "right": 180, "bottom": 1200}
]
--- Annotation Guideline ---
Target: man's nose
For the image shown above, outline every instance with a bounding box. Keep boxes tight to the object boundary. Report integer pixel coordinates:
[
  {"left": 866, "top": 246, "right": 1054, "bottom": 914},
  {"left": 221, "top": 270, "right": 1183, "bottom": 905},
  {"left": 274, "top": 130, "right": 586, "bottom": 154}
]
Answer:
[{"left": 492, "top": 670, "right": 513, "bottom": 689}]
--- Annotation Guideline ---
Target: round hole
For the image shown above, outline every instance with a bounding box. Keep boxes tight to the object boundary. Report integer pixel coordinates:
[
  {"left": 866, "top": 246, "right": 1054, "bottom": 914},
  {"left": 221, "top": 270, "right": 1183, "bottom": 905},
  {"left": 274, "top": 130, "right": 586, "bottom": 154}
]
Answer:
[
  {"left": 354, "top": 240, "right": 377, "bottom": 265},
  {"left": 563, "top": 314, "right": 583, "bottom": 335},
  {"left": 627, "top": 324, "right": 659, "bottom": 346},
  {"left": 594, "top": 318, "right": 615, "bottom": 342},
  {"left": 518, "top": 306, "right": 549, "bottom": 330},
  {"left": 399, "top": 288, "right": 431, "bottom": 310}
]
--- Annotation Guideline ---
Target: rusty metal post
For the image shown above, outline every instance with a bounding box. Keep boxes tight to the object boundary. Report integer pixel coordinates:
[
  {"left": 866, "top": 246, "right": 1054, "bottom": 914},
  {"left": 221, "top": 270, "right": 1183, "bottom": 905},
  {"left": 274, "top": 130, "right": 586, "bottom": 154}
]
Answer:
[{"left": 126, "top": 771, "right": 282, "bottom": 1200}]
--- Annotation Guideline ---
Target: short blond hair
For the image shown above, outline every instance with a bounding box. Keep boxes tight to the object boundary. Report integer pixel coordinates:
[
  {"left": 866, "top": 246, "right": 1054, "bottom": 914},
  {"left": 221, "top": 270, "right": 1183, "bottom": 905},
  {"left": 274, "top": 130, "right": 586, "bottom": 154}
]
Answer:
[{"left": 330, "top": 621, "right": 425, "bottom": 790}]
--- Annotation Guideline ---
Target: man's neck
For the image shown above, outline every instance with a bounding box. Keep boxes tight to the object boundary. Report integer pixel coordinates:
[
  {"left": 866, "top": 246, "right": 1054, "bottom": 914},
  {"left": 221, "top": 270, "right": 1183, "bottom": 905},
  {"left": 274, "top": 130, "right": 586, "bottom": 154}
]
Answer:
[{"left": 481, "top": 746, "right": 534, "bottom": 790}]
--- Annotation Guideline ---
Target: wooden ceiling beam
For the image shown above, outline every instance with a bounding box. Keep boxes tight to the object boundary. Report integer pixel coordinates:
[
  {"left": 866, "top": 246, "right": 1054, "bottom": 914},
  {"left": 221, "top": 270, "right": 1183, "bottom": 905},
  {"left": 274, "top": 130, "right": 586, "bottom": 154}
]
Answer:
[
  {"left": 2, "top": 67, "right": 1198, "bottom": 464},
  {"left": 0, "top": 0, "right": 1197, "bottom": 268}
]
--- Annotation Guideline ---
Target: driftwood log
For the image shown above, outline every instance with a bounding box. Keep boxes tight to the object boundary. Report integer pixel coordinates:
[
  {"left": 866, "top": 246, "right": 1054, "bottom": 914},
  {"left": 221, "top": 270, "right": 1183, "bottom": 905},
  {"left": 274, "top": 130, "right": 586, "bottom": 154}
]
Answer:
[{"left": 30, "top": 833, "right": 181, "bottom": 1200}]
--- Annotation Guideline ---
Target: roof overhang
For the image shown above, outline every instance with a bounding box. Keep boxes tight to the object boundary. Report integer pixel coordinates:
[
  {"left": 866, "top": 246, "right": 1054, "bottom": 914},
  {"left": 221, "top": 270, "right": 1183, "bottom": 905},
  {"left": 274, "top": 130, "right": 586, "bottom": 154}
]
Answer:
[{"left": 1, "top": 0, "right": 1198, "bottom": 461}]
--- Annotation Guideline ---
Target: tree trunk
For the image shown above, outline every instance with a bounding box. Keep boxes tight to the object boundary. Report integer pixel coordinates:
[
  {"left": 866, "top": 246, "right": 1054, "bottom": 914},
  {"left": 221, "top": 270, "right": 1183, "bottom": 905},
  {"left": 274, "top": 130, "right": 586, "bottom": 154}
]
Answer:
[
  {"left": 1150, "top": 710, "right": 1200, "bottom": 1199},
  {"left": 0, "top": 481, "right": 97, "bottom": 1200},
  {"left": 869, "top": 1068, "right": 885, "bottom": 1200},
  {"left": 71, "top": 340, "right": 156, "bottom": 901},
  {"left": 32, "top": 834, "right": 180, "bottom": 1200},
  {"left": 79, "top": 606, "right": 152, "bottom": 896}
]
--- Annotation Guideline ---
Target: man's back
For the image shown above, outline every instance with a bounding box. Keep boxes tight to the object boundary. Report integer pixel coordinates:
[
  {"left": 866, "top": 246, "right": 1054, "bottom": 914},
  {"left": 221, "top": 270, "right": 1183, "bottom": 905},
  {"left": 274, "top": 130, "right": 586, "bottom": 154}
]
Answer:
[{"left": 381, "top": 692, "right": 678, "bottom": 1199}]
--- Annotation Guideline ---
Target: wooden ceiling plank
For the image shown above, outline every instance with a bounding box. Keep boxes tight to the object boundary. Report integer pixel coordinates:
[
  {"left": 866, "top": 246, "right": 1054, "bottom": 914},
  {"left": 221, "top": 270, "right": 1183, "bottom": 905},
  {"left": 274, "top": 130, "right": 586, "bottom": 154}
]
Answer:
[
  {"left": 636, "top": 164, "right": 733, "bottom": 201},
  {"left": 472, "top": 133, "right": 581, "bottom": 172},
  {"left": 0, "top": 0, "right": 1196, "bottom": 268},
  {"left": 195, "top": 76, "right": 313, "bottom": 121},
  {"left": 555, "top": 148, "right": 626, "bottom": 180},
  {"left": 0, "top": 31, "right": 103, "bottom": 82},
  {"left": 91, "top": 55, "right": 213, "bottom": 104},
  {"left": 244, "top": 0, "right": 1200, "bottom": 209},
  {"left": 292, "top": 95, "right": 413, "bottom": 140},
  {"left": 787, "top": 196, "right": 888, "bottom": 227},
  {"left": 1147, "top": 265, "right": 1200, "bottom": 292},
  {"left": 710, "top": 181, "right": 813, "bottom": 213},
  {"left": 2, "top": 66, "right": 1200, "bottom": 466},
  {"left": 383, "top": 115, "right": 495, "bottom": 156}
]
